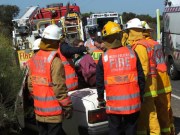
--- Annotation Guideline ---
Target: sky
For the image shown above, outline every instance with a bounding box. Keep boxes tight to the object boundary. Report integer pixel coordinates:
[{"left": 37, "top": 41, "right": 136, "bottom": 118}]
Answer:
[{"left": 0, "top": 0, "right": 165, "bottom": 17}]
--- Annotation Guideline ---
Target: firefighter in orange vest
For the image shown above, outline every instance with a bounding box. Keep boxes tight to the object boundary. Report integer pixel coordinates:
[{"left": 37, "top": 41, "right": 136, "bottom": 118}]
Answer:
[
  {"left": 58, "top": 37, "right": 88, "bottom": 91},
  {"left": 96, "top": 21, "right": 145, "bottom": 135},
  {"left": 28, "top": 24, "right": 72, "bottom": 135},
  {"left": 126, "top": 18, "right": 160, "bottom": 135},
  {"left": 85, "top": 26, "right": 104, "bottom": 64},
  {"left": 141, "top": 21, "right": 175, "bottom": 135}
]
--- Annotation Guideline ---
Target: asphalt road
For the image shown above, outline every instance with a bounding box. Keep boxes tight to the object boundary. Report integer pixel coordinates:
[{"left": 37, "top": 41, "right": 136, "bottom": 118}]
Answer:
[{"left": 171, "top": 80, "right": 180, "bottom": 135}]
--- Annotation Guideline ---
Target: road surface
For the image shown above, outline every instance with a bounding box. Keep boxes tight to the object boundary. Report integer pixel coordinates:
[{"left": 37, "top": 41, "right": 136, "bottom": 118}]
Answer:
[{"left": 171, "top": 80, "right": 180, "bottom": 135}]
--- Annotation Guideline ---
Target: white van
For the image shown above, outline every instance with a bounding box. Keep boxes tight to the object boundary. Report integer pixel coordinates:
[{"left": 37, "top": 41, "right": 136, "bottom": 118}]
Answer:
[{"left": 162, "top": 0, "right": 180, "bottom": 79}]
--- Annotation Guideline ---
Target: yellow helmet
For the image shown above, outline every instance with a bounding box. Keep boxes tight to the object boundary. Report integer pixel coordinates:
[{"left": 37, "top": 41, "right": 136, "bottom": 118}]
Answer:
[{"left": 102, "top": 21, "right": 122, "bottom": 37}]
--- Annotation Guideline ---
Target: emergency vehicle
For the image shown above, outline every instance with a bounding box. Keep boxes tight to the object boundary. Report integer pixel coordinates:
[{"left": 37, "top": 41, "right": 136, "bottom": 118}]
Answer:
[
  {"left": 12, "top": 2, "right": 84, "bottom": 68},
  {"left": 162, "top": 0, "right": 180, "bottom": 79},
  {"left": 85, "top": 12, "right": 121, "bottom": 38},
  {"left": 14, "top": 3, "right": 108, "bottom": 135}
]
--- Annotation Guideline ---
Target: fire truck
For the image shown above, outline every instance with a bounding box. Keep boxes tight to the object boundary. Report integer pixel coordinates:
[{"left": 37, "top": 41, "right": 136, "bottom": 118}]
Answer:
[
  {"left": 12, "top": 2, "right": 84, "bottom": 68},
  {"left": 162, "top": 0, "right": 180, "bottom": 79},
  {"left": 14, "top": 3, "right": 108, "bottom": 135}
]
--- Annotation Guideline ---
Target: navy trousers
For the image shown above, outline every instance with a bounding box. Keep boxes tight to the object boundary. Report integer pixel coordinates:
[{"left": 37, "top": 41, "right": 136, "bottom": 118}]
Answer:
[{"left": 108, "top": 111, "right": 140, "bottom": 135}]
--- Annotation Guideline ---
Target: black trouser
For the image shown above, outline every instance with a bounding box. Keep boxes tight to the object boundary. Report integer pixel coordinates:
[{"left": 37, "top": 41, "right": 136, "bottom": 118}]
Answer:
[
  {"left": 108, "top": 111, "right": 139, "bottom": 135},
  {"left": 37, "top": 121, "right": 66, "bottom": 135}
]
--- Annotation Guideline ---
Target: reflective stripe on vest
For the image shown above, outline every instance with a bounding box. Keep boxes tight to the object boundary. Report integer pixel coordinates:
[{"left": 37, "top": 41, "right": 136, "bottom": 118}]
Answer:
[
  {"left": 66, "top": 82, "right": 78, "bottom": 90},
  {"left": 35, "top": 106, "right": 62, "bottom": 113},
  {"left": 58, "top": 48, "right": 78, "bottom": 91},
  {"left": 34, "top": 96, "right": 56, "bottom": 101},
  {"left": 86, "top": 39, "right": 103, "bottom": 63},
  {"left": 66, "top": 73, "right": 76, "bottom": 79},
  {"left": 106, "top": 103, "right": 141, "bottom": 112},
  {"left": 102, "top": 47, "right": 141, "bottom": 114},
  {"left": 29, "top": 50, "right": 62, "bottom": 116},
  {"left": 92, "top": 51, "right": 103, "bottom": 60},
  {"left": 107, "top": 92, "right": 140, "bottom": 100}
]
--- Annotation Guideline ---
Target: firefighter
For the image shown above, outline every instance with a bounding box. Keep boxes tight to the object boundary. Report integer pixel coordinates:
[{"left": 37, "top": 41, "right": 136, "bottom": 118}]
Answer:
[
  {"left": 27, "top": 24, "right": 72, "bottom": 135},
  {"left": 141, "top": 21, "right": 175, "bottom": 135},
  {"left": 126, "top": 18, "right": 160, "bottom": 135},
  {"left": 96, "top": 21, "right": 145, "bottom": 135},
  {"left": 58, "top": 36, "right": 87, "bottom": 91},
  {"left": 85, "top": 26, "right": 104, "bottom": 64},
  {"left": 31, "top": 38, "right": 41, "bottom": 52},
  {"left": 121, "top": 30, "right": 129, "bottom": 46}
]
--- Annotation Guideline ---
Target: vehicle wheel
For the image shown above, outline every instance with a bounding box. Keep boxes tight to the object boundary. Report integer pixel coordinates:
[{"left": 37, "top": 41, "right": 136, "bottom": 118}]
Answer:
[{"left": 168, "top": 59, "right": 180, "bottom": 80}]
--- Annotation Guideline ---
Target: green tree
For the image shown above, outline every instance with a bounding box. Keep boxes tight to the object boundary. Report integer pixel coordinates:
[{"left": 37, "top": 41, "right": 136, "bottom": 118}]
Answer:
[{"left": 0, "top": 5, "right": 19, "bottom": 36}]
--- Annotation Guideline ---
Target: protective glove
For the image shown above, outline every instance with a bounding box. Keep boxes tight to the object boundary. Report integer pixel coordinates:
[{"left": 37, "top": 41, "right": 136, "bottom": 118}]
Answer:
[
  {"left": 97, "top": 99, "right": 106, "bottom": 108},
  {"left": 63, "top": 107, "right": 73, "bottom": 119}
]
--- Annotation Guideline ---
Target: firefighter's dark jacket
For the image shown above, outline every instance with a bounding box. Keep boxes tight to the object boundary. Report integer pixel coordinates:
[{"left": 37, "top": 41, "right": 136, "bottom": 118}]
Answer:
[
  {"left": 60, "top": 42, "right": 87, "bottom": 58},
  {"left": 96, "top": 49, "right": 145, "bottom": 101}
]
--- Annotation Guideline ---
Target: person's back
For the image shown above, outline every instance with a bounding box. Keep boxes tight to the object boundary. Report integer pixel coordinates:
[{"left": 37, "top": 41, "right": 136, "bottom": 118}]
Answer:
[
  {"left": 142, "top": 21, "right": 174, "bottom": 135},
  {"left": 97, "top": 21, "right": 145, "bottom": 135},
  {"left": 28, "top": 24, "right": 72, "bottom": 135},
  {"left": 126, "top": 18, "right": 160, "bottom": 135}
]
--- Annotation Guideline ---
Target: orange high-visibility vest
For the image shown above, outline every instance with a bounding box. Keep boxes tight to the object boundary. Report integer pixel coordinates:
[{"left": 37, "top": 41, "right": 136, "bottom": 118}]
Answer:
[
  {"left": 146, "top": 38, "right": 171, "bottom": 94},
  {"left": 146, "top": 38, "right": 167, "bottom": 72},
  {"left": 102, "top": 47, "right": 141, "bottom": 115},
  {"left": 58, "top": 48, "right": 78, "bottom": 91},
  {"left": 134, "top": 39, "right": 157, "bottom": 77},
  {"left": 85, "top": 39, "right": 103, "bottom": 64},
  {"left": 29, "top": 50, "right": 62, "bottom": 116}
]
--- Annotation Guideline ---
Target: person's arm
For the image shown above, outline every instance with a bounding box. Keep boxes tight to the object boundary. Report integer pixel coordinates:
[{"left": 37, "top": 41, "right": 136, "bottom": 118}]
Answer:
[
  {"left": 96, "top": 56, "right": 105, "bottom": 101},
  {"left": 60, "top": 42, "right": 87, "bottom": 58},
  {"left": 135, "top": 52, "right": 145, "bottom": 99},
  {"left": 135, "top": 45, "right": 149, "bottom": 79},
  {"left": 51, "top": 57, "right": 72, "bottom": 114}
]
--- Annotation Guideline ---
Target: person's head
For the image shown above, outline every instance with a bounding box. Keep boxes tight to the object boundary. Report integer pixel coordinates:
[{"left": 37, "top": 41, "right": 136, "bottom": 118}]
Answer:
[
  {"left": 88, "top": 26, "right": 98, "bottom": 40},
  {"left": 101, "top": 21, "right": 123, "bottom": 49},
  {"left": 72, "top": 39, "right": 84, "bottom": 47},
  {"left": 41, "top": 24, "right": 63, "bottom": 50},
  {"left": 141, "top": 21, "right": 153, "bottom": 38},
  {"left": 126, "top": 18, "right": 143, "bottom": 31},
  {"left": 32, "top": 38, "right": 41, "bottom": 53},
  {"left": 125, "top": 18, "right": 144, "bottom": 43}
]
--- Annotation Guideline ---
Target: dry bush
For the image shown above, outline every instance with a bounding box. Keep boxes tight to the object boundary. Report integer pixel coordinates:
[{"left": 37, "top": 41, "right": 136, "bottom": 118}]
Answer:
[{"left": 0, "top": 33, "right": 23, "bottom": 130}]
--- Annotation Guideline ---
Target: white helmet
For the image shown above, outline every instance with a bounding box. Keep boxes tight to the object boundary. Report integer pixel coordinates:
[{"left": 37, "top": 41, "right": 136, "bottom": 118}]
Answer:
[
  {"left": 32, "top": 38, "right": 41, "bottom": 51},
  {"left": 126, "top": 18, "right": 143, "bottom": 29},
  {"left": 42, "top": 24, "right": 63, "bottom": 40},
  {"left": 141, "top": 21, "right": 152, "bottom": 30}
]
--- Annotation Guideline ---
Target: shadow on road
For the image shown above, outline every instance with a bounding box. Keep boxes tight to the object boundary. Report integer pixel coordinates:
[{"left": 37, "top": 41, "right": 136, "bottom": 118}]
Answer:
[{"left": 174, "top": 116, "right": 180, "bottom": 135}]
